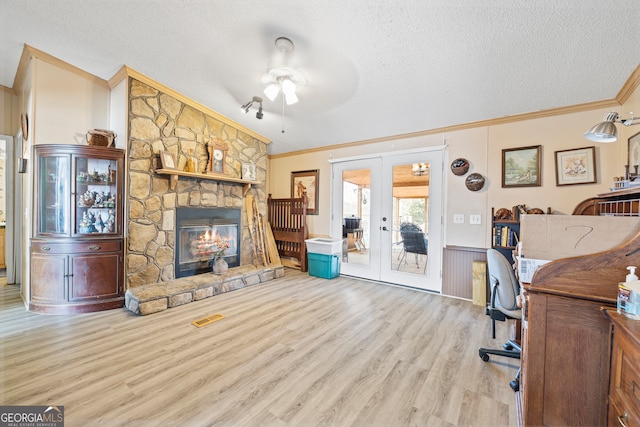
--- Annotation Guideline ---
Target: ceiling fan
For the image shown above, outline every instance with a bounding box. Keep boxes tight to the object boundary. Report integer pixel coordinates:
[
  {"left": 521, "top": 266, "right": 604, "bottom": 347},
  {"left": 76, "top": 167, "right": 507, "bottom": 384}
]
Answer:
[{"left": 261, "top": 37, "right": 307, "bottom": 106}]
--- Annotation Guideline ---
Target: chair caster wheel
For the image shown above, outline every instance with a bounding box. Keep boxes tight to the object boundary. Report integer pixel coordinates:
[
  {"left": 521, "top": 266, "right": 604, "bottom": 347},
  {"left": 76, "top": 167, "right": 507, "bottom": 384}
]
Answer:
[
  {"left": 510, "top": 379, "right": 519, "bottom": 392},
  {"left": 503, "top": 343, "right": 514, "bottom": 351},
  {"left": 480, "top": 352, "right": 490, "bottom": 362}
]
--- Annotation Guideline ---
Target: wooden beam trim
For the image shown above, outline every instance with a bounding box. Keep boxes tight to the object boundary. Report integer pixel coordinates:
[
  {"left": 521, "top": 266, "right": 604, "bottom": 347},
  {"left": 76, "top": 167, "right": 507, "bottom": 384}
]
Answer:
[{"left": 117, "top": 66, "right": 271, "bottom": 145}]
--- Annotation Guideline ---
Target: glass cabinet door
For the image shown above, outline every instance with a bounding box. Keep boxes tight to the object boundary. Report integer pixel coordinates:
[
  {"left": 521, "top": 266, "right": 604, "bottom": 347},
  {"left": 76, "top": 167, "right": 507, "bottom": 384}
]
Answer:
[
  {"left": 38, "top": 155, "right": 70, "bottom": 235},
  {"left": 74, "top": 155, "right": 119, "bottom": 235}
]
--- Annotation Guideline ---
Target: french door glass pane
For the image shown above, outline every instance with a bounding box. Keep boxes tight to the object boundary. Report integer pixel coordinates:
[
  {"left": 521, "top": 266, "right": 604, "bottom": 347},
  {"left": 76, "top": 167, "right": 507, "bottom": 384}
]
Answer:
[
  {"left": 391, "top": 163, "right": 429, "bottom": 275},
  {"left": 342, "top": 168, "right": 370, "bottom": 266}
]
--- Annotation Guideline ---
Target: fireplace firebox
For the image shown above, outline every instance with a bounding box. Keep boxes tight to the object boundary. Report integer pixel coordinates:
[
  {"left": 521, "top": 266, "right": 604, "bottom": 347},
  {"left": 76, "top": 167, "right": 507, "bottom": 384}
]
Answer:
[{"left": 175, "top": 208, "right": 241, "bottom": 278}]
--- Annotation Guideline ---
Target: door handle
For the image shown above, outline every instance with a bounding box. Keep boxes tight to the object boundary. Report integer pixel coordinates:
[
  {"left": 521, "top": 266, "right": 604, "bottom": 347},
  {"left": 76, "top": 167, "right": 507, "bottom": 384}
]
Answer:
[{"left": 381, "top": 226, "right": 388, "bottom": 231}]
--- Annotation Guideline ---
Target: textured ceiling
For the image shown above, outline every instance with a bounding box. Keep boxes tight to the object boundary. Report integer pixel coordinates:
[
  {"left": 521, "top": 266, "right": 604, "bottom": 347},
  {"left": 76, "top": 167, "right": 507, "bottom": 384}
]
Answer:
[{"left": 1, "top": 1, "right": 639, "bottom": 154}]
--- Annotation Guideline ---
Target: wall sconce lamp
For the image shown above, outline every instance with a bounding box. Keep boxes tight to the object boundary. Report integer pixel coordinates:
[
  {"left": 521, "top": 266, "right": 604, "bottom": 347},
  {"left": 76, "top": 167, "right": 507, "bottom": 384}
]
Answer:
[
  {"left": 583, "top": 112, "right": 640, "bottom": 142},
  {"left": 240, "top": 96, "right": 264, "bottom": 120}
]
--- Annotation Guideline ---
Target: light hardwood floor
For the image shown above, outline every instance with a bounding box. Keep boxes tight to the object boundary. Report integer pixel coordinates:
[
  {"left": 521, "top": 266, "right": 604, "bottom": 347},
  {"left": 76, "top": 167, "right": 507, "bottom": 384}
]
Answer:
[{"left": 0, "top": 269, "right": 518, "bottom": 426}]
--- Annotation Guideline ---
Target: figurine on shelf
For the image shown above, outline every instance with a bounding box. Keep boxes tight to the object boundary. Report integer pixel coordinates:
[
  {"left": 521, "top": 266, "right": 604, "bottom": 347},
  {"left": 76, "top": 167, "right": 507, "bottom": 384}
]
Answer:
[
  {"left": 95, "top": 191, "right": 104, "bottom": 206},
  {"left": 94, "top": 214, "right": 104, "bottom": 233},
  {"left": 106, "top": 210, "right": 115, "bottom": 232},
  {"left": 86, "top": 212, "right": 97, "bottom": 233},
  {"left": 79, "top": 212, "right": 91, "bottom": 233},
  {"left": 185, "top": 149, "right": 196, "bottom": 173},
  {"left": 79, "top": 190, "right": 94, "bottom": 207}
]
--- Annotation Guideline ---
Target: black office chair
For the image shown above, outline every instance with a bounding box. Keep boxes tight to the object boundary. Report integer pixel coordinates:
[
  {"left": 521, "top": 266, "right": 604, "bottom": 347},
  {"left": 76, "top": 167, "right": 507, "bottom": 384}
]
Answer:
[
  {"left": 478, "top": 248, "right": 521, "bottom": 392},
  {"left": 398, "top": 223, "right": 428, "bottom": 272}
]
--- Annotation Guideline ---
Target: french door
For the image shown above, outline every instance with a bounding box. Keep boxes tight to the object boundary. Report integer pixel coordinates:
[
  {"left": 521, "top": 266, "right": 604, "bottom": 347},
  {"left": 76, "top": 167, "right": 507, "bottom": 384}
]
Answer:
[{"left": 330, "top": 149, "right": 443, "bottom": 292}]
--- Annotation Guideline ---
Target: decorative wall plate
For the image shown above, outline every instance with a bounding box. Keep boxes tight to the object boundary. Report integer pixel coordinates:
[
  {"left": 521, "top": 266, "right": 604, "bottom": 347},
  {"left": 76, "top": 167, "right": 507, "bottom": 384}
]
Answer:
[
  {"left": 465, "top": 173, "right": 485, "bottom": 191},
  {"left": 451, "top": 158, "right": 469, "bottom": 176}
]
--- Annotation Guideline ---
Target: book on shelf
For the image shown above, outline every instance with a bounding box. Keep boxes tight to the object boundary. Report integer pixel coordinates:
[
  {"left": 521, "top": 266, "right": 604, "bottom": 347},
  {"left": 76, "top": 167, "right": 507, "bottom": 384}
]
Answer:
[{"left": 493, "top": 225, "right": 519, "bottom": 247}]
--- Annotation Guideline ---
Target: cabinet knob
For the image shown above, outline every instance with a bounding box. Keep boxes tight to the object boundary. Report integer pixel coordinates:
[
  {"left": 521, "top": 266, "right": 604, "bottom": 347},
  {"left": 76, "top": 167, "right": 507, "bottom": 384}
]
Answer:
[
  {"left": 89, "top": 245, "right": 101, "bottom": 251},
  {"left": 41, "top": 246, "right": 50, "bottom": 252}
]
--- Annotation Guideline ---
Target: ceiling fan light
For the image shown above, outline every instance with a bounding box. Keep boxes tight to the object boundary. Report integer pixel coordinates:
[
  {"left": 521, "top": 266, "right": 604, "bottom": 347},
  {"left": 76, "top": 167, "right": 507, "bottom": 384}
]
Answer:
[
  {"left": 264, "top": 84, "right": 280, "bottom": 101},
  {"left": 285, "top": 91, "right": 298, "bottom": 105},
  {"left": 281, "top": 78, "right": 296, "bottom": 94},
  {"left": 281, "top": 78, "right": 298, "bottom": 105}
]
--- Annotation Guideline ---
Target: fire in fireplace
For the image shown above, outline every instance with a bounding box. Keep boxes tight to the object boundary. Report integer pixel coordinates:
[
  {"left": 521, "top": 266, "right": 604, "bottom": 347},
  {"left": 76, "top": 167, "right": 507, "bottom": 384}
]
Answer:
[{"left": 175, "top": 208, "right": 241, "bottom": 278}]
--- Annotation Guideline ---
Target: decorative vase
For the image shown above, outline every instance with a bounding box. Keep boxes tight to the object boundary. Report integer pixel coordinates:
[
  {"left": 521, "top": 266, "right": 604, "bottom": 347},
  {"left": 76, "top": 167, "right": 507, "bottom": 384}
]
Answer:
[{"left": 213, "top": 256, "right": 228, "bottom": 275}]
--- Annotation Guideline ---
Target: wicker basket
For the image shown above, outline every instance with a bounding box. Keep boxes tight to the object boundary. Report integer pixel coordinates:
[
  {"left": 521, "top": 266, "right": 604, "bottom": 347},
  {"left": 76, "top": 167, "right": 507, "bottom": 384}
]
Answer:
[{"left": 86, "top": 129, "right": 116, "bottom": 147}]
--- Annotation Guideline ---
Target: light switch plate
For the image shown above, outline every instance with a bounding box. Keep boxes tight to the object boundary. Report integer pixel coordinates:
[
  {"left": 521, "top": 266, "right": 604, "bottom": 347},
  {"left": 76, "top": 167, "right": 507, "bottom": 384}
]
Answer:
[
  {"left": 469, "top": 214, "right": 481, "bottom": 225},
  {"left": 453, "top": 214, "right": 464, "bottom": 224}
]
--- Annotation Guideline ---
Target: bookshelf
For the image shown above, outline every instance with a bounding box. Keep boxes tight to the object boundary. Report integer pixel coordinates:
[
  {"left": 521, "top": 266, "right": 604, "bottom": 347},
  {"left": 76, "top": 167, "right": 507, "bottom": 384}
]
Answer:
[{"left": 491, "top": 207, "right": 520, "bottom": 261}]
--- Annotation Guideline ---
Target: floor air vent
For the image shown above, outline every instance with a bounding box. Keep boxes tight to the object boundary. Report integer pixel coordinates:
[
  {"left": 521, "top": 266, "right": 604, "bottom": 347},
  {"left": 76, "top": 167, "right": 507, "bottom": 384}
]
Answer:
[{"left": 192, "top": 313, "right": 225, "bottom": 328}]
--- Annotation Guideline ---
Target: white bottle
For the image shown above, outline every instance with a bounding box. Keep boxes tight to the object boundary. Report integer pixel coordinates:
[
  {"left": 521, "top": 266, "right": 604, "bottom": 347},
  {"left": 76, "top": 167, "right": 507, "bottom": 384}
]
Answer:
[{"left": 619, "top": 266, "right": 640, "bottom": 319}]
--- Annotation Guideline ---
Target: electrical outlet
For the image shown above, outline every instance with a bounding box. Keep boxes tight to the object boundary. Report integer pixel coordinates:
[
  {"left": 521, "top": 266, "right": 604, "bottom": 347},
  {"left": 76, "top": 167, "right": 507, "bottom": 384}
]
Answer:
[
  {"left": 469, "top": 214, "right": 481, "bottom": 225},
  {"left": 453, "top": 214, "right": 464, "bottom": 224}
]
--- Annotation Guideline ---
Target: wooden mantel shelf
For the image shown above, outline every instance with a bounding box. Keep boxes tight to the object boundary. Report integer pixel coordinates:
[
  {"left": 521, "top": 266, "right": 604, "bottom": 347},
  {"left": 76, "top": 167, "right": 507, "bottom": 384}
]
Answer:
[{"left": 156, "top": 168, "right": 260, "bottom": 195}]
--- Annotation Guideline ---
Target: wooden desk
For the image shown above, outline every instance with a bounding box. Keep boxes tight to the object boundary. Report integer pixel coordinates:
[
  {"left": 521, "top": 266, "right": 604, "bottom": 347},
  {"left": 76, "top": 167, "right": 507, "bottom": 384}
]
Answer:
[
  {"left": 602, "top": 309, "right": 640, "bottom": 427},
  {"left": 520, "top": 231, "right": 640, "bottom": 426}
]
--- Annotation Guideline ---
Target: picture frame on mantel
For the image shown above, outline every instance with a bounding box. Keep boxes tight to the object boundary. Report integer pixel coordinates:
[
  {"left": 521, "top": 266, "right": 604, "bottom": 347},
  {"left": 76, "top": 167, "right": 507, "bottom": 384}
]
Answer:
[
  {"left": 160, "top": 150, "right": 176, "bottom": 170},
  {"left": 242, "top": 163, "right": 257, "bottom": 181},
  {"left": 555, "top": 146, "right": 597, "bottom": 186},
  {"left": 502, "top": 145, "right": 541, "bottom": 188},
  {"left": 291, "top": 169, "right": 319, "bottom": 215}
]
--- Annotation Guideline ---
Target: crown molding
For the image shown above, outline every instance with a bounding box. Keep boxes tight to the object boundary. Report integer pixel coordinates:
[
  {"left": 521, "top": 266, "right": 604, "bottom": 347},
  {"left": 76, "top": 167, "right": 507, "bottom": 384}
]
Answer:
[
  {"left": 10, "top": 45, "right": 270, "bottom": 145},
  {"left": 13, "top": 44, "right": 109, "bottom": 91},
  {"left": 269, "top": 99, "right": 621, "bottom": 159},
  {"left": 616, "top": 63, "right": 640, "bottom": 104},
  {"left": 1, "top": 85, "right": 15, "bottom": 95}
]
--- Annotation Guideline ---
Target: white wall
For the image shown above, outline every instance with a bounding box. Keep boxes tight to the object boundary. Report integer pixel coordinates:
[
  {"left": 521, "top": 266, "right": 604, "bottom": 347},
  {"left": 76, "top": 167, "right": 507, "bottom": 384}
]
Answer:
[{"left": 34, "top": 59, "right": 110, "bottom": 146}]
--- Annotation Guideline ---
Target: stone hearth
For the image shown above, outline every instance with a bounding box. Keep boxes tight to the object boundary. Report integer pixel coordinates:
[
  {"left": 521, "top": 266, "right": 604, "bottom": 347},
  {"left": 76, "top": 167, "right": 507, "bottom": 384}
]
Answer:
[{"left": 125, "top": 264, "right": 285, "bottom": 315}]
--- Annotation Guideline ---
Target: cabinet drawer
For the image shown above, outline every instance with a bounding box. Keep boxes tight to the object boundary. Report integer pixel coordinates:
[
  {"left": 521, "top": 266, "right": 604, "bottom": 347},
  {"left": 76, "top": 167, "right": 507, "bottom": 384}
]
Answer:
[
  {"left": 609, "top": 388, "right": 640, "bottom": 427},
  {"left": 614, "top": 332, "right": 640, "bottom": 419},
  {"left": 32, "top": 240, "right": 122, "bottom": 254}
]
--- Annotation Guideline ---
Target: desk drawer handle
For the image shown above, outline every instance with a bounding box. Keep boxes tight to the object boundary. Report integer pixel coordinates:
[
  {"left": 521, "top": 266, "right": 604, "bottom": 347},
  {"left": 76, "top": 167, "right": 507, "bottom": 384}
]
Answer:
[
  {"left": 633, "top": 381, "right": 640, "bottom": 404},
  {"left": 41, "top": 246, "right": 50, "bottom": 252},
  {"left": 89, "top": 245, "right": 101, "bottom": 251},
  {"left": 618, "top": 412, "right": 629, "bottom": 427}
]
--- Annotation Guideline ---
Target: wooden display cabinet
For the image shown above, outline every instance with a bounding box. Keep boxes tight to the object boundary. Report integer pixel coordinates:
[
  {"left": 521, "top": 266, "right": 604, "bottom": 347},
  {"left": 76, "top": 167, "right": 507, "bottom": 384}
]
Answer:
[{"left": 30, "top": 145, "right": 124, "bottom": 314}]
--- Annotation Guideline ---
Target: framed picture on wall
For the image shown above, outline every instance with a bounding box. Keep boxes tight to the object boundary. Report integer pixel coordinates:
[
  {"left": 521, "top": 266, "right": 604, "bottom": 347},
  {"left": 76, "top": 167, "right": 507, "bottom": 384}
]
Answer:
[
  {"left": 291, "top": 169, "right": 319, "bottom": 215},
  {"left": 628, "top": 131, "right": 640, "bottom": 169},
  {"left": 502, "top": 145, "right": 542, "bottom": 188},
  {"left": 554, "top": 146, "right": 597, "bottom": 186}
]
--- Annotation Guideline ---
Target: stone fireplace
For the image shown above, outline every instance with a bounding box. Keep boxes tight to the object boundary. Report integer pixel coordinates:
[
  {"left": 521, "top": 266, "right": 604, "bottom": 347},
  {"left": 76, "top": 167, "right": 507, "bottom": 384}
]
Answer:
[
  {"left": 126, "top": 78, "right": 269, "bottom": 289},
  {"left": 175, "top": 207, "right": 241, "bottom": 278}
]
